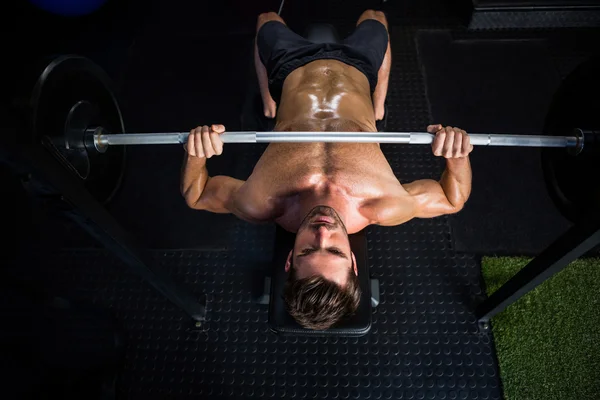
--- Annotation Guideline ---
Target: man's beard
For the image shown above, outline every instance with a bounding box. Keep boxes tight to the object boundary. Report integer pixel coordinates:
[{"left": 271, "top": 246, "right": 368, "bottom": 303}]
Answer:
[{"left": 298, "top": 205, "right": 348, "bottom": 234}]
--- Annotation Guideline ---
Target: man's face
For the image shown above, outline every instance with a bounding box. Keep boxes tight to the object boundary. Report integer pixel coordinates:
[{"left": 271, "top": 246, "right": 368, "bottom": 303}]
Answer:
[{"left": 285, "top": 206, "right": 358, "bottom": 286}]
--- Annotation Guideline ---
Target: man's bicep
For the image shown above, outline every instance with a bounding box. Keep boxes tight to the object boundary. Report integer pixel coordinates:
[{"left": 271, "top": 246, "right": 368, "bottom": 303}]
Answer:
[{"left": 404, "top": 179, "right": 459, "bottom": 218}]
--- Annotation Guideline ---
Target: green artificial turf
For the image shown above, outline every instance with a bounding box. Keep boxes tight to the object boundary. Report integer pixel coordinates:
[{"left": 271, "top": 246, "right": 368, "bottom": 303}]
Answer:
[{"left": 481, "top": 257, "right": 600, "bottom": 400}]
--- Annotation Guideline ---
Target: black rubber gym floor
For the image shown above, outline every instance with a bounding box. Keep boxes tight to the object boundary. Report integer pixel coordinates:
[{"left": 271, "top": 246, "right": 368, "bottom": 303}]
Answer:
[{"left": 2, "top": 0, "right": 599, "bottom": 399}]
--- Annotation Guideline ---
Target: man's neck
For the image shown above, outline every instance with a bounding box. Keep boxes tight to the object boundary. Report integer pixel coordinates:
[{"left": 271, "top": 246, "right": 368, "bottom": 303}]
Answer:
[{"left": 298, "top": 196, "right": 348, "bottom": 228}]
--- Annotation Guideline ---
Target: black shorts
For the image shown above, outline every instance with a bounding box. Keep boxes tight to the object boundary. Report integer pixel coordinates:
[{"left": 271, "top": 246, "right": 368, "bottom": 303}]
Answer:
[{"left": 257, "top": 19, "right": 388, "bottom": 104}]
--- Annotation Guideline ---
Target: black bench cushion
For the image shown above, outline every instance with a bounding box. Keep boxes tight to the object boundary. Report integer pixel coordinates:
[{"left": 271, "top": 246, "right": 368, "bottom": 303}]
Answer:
[{"left": 304, "top": 23, "right": 341, "bottom": 44}]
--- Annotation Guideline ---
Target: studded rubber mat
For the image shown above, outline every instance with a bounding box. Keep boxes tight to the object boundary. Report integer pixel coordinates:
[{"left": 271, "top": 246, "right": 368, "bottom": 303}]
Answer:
[
  {"left": 2, "top": 25, "right": 503, "bottom": 399},
  {"left": 32, "top": 218, "right": 501, "bottom": 400}
]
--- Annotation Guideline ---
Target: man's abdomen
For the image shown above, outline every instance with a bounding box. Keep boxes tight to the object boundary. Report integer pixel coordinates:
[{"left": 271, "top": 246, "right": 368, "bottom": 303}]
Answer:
[{"left": 276, "top": 60, "right": 376, "bottom": 131}]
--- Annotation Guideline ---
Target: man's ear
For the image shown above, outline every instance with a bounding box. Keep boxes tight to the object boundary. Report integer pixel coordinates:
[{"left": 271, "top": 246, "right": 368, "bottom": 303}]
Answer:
[
  {"left": 285, "top": 250, "right": 293, "bottom": 272},
  {"left": 351, "top": 252, "right": 358, "bottom": 275}
]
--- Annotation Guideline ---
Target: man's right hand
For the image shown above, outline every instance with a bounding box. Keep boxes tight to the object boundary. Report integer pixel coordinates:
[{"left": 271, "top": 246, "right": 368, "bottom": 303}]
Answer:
[{"left": 185, "top": 125, "right": 225, "bottom": 158}]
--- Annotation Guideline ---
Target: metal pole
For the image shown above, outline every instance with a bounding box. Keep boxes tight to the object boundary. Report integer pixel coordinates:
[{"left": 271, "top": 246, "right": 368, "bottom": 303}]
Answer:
[
  {"left": 94, "top": 131, "right": 581, "bottom": 148},
  {"left": 5, "top": 140, "right": 208, "bottom": 325},
  {"left": 476, "top": 218, "right": 600, "bottom": 331}
]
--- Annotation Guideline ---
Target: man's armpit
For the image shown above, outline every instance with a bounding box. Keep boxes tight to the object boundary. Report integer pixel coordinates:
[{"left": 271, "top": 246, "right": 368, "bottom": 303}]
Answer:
[{"left": 231, "top": 182, "right": 279, "bottom": 223}]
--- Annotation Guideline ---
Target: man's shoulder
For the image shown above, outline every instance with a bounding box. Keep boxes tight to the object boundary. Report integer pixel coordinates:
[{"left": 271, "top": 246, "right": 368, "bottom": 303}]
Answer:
[{"left": 360, "top": 192, "right": 417, "bottom": 227}]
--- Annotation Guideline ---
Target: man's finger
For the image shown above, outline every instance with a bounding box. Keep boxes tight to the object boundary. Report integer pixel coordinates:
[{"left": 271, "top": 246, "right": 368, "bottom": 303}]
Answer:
[
  {"left": 186, "top": 129, "right": 196, "bottom": 156},
  {"left": 210, "top": 131, "right": 223, "bottom": 155},
  {"left": 443, "top": 127, "right": 455, "bottom": 158},
  {"left": 196, "top": 127, "right": 207, "bottom": 158},
  {"left": 201, "top": 126, "right": 215, "bottom": 158},
  {"left": 462, "top": 132, "right": 472, "bottom": 155},
  {"left": 211, "top": 124, "right": 226, "bottom": 133},
  {"left": 432, "top": 130, "right": 446, "bottom": 156},
  {"left": 427, "top": 124, "right": 442, "bottom": 134},
  {"left": 453, "top": 130, "right": 463, "bottom": 157}
]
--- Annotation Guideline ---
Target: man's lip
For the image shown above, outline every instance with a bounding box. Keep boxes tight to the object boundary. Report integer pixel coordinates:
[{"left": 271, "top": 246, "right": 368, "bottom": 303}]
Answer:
[{"left": 313, "top": 216, "right": 334, "bottom": 224}]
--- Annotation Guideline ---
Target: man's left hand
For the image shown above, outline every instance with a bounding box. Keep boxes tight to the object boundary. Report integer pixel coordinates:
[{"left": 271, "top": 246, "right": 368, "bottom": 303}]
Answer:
[{"left": 428, "top": 124, "right": 473, "bottom": 159}]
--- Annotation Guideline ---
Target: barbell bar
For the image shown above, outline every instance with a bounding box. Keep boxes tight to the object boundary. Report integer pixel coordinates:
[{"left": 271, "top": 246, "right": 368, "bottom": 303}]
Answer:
[
  {"left": 92, "top": 129, "right": 585, "bottom": 153},
  {"left": 25, "top": 54, "right": 598, "bottom": 211}
]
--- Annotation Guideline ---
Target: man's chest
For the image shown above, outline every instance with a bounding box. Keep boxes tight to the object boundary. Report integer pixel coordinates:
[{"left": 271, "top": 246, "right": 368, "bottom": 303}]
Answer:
[
  {"left": 254, "top": 142, "right": 399, "bottom": 191},
  {"left": 241, "top": 142, "right": 408, "bottom": 226}
]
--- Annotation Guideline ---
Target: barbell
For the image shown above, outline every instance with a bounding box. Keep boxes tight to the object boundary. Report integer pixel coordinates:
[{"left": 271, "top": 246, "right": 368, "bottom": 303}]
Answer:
[
  {"left": 91, "top": 129, "right": 585, "bottom": 150},
  {"left": 14, "top": 54, "right": 600, "bottom": 220}
]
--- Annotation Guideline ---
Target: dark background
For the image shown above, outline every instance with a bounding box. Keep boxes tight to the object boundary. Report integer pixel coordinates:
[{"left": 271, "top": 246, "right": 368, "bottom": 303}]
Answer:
[{"left": 1, "top": 0, "right": 599, "bottom": 399}]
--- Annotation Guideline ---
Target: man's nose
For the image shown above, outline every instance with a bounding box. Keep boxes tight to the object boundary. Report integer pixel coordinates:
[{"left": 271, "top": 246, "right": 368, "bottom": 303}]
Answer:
[{"left": 314, "top": 225, "right": 331, "bottom": 241}]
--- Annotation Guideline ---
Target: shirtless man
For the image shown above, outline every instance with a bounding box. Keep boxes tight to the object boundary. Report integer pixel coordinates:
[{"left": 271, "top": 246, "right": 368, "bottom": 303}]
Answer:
[{"left": 181, "top": 10, "right": 473, "bottom": 330}]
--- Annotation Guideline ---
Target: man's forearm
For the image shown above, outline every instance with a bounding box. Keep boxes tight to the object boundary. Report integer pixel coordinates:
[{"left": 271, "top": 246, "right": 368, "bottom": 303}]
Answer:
[
  {"left": 181, "top": 154, "right": 209, "bottom": 208},
  {"left": 439, "top": 157, "right": 472, "bottom": 210},
  {"left": 255, "top": 39, "right": 276, "bottom": 118},
  {"left": 373, "top": 41, "right": 391, "bottom": 118},
  {"left": 255, "top": 42, "right": 269, "bottom": 100}
]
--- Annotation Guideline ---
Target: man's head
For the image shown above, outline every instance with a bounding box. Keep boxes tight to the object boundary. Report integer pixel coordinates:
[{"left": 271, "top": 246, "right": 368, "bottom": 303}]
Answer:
[{"left": 283, "top": 206, "right": 361, "bottom": 330}]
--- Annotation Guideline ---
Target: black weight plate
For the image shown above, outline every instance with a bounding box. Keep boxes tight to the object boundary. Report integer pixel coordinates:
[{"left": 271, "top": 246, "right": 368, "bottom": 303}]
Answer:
[
  {"left": 31, "top": 55, "right": 125, "bottom": 204},
  {"left": 542, "top": 55, "right": 600, "bottom": 224}
]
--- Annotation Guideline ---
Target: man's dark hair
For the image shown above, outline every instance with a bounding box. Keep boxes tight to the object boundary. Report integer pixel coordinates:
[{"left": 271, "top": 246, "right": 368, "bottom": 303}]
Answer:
[{"left": 283, "top": 255, "right": 362, "bottom": 330}]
